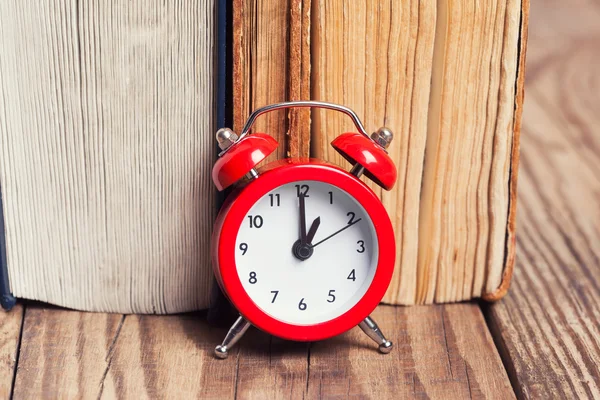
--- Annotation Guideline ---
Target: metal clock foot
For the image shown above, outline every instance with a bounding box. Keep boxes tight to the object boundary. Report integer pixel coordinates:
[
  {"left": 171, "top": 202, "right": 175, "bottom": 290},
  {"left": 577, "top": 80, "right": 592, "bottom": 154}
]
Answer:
[
  {"left": 214, "top": 315, "right": 251, "bottom": 359},
  {"left": 358, "top": 316, "right": 393, "bottom": 354}
]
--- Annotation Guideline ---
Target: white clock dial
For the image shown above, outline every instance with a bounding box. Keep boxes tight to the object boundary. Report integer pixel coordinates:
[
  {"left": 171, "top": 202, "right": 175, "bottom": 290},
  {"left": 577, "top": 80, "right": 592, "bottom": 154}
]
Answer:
[{"left": 235, "top": 180, "right": 378, "bottom": 325}]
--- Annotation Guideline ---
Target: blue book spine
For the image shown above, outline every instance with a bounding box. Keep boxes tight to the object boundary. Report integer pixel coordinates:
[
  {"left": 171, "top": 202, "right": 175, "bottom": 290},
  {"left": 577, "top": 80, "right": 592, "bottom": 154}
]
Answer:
[
  {"left": 207, "top": 0, "right": 237, "bottom": 325},
  {"left": 0, "top": 186, "right": 17, "bottom": 310}
]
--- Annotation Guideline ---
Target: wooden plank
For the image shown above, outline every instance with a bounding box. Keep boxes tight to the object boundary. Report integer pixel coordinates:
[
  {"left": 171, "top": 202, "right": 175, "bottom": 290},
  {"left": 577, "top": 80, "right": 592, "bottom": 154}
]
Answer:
[
  {"left": 233, "top": 330, "right": 309, "bottom": 399},
  {"left": 12, "top": 305, "right": 122, "bottom": 398},
  {"left": 0, "top": 304, "right": 23, "bottom": 398},
  {"left": 99, "top": 314, "right": 237, "bottom": 399},
  {"left": 11, "top": 306, "right": 238, "bottom": 399},
  {"left": 12, "top": 303, "right": 512, "bottom": 399},
  {"left": 485, "top": 0, "right": 600, "bottom": 398},
  {"left": 307, "top": 304, "right": 514, "bottom": 399}
]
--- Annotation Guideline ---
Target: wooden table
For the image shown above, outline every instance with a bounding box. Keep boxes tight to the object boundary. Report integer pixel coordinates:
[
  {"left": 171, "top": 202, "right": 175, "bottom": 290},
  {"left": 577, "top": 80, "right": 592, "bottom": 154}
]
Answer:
[{"left": 1, "top": 1, "right": 599, "bottom": 398}]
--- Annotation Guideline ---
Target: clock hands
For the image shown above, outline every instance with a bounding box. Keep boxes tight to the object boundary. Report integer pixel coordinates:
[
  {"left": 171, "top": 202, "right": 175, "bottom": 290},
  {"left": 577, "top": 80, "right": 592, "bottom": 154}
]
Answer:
[
  {"left": 309, "top": 218, "right": 362, "bottom": 248},
  {"left": 293, "top": 194, "right": 319, "bottom": 261},
  {"left": 292, "top": 192, "right": 361, "bottom": 260},
  {"left": 306, "top": 217, "right": 321, "bottom": 244},
  {"left": 299, "top": 193, "right": 308, "bottom": 242}
]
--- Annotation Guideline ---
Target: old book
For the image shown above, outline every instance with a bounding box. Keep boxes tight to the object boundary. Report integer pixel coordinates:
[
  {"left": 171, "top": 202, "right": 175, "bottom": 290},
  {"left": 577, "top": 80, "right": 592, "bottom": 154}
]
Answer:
[
  {"left": 233, "top": 0, "right": 312, "bottom": 159},
  {"left": 416, "top": 0, "right": 526, "bottom": 303},
  {"left": 239, "top": 0, "right": 528, "bottom": 304},
  {"left": 0, "top": 0, "right": 217, "bottom": 313}
]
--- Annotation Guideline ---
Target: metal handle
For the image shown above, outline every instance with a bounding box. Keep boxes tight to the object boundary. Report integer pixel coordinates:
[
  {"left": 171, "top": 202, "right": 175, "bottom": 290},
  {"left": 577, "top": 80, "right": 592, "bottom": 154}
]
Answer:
[{"left": 238, "top": 101, "right": 370, "bottom": 140}]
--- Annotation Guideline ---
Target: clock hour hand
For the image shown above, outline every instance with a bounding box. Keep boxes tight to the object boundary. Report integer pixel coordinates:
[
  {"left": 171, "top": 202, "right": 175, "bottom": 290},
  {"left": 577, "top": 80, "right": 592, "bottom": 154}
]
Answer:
[
  {"left": 306, "top": 217, "right": 321, "bottom": 245},
  {"left": 310, "top": 218, "right": 362, "bottom": 248}
]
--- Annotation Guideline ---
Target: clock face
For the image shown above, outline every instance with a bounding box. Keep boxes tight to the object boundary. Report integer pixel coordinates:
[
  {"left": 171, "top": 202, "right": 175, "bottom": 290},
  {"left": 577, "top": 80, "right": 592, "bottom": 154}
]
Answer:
[{"left": 235, "top": 180, "right": 379, "bottom": 325}]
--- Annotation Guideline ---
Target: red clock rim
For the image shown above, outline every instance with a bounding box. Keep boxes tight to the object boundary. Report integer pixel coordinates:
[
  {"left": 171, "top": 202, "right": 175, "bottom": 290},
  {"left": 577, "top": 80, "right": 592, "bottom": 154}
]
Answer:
[{"left": 216, "top": 160, "right": 396, "bottom": 342}]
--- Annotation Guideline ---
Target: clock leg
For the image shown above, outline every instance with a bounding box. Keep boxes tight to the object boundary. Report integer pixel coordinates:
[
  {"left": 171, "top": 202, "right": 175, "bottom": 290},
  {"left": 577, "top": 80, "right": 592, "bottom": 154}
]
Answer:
[
  {"left": 214, "top": 315, "right": 251, "bottom": 359},
  {"left": 358, "top": 316, "right": 393, "bottom": 354}
]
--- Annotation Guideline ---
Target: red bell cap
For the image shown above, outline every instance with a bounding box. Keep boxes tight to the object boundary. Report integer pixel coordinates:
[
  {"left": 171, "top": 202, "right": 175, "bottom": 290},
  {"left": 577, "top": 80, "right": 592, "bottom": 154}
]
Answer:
[
  {"left": 331, "top": 132, "right": 397, "bottom": 190},
  {"left": 212, "top": 133, "right": 278, "bottom": 191}
]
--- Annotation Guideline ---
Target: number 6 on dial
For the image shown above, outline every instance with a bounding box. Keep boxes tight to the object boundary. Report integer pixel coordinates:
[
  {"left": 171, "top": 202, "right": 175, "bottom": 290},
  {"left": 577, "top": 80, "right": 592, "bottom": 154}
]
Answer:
[{"left": 211, "top": 101, "right": 397, "bottom": 359}]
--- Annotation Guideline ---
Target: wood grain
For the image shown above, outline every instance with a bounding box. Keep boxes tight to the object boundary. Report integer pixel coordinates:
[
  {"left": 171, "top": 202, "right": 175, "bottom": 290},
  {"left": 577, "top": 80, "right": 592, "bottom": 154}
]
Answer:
[
  {"left": 234, "top": 331, "right": 309, "bottom": 399},
  {"left": 0, "top": 0, "right": 216, "bottom": 313},
  {"left": 12, "top": 305, "right": 122, "bottom": 399},
  {"left": 99, "top": 313, "right": 238, "bottom": 399},
  {"left": 485, "top": 0, "right": 600, "bottom": 398},
  {"left": 307, "top": 304, "right": 514, "bottom": 400},
  {"left": 11, "top": 303, "right": 513, "bottom": 399},
  {"left": 0, "top": 304, "right": 23, "bottom": 398}
]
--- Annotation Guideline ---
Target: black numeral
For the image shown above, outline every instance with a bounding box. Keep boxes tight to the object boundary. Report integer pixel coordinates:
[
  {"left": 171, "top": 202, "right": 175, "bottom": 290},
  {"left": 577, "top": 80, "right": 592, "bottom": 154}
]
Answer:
[
  {"left": 347, "top": 212, "right": 357, "bottom": 224},
  {"left": 347, "top": 269, "right": 356, "bottom": 281},
  {"left": 239, "top": 243, "right": 248, "bottom": 255},
  {"left": 328, "top": 191, "right": 333, "bottom": 204},
  {"left": 295, "top": 184, "right": 310, "bottom": 197},
  {"left": 269, "top": 193, "right": 280, "bottom": 207},
  {"left": 249, "top": 271, "right": 257, "bottom": 284},
  {"left": 298, "top": 298, "right": 307, "bottom": 310},
  {"left": 271, "top": 290, "right": 279, "bottom": 303},
  {"left": 327, "top": 290, "right": 336, "bottom": 303},
  {"left": 247, "top": 215, "right": 263, "bottom": 228},
  {"left": 356, "top": 240, "right": 365, "bottom": 253}
]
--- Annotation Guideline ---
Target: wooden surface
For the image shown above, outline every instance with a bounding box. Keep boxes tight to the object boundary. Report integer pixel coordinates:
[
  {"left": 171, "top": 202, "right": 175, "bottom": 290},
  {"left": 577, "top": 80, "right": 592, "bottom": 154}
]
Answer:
[
  {"left": 0, "top": 304, "right": 22, "bottom": 399},
  {"left": 4, "top": 304, "right": 513, "bottom": 399},
  {"left": 0, "top": 0, "right": 599, "bottom": 399},
  {"left": 485, "top": 0, "right": 600, "bottom": 398},
  {"left": 0, "top": 0, "right": 217, "bottom": 313}
]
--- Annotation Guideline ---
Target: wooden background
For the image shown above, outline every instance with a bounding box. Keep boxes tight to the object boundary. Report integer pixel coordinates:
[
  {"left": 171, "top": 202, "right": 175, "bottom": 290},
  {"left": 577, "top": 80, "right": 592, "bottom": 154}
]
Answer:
[{"left": 0, "top": 0, "right": 598, "bottom": 398}]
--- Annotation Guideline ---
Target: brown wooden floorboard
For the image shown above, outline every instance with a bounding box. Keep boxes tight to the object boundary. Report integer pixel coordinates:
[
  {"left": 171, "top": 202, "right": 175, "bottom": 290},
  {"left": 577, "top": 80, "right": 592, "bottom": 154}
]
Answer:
[
  {"left": 11, "top": 305, "right": 122, "bottom": 399},
  {"left": 484, "top": 0, "right": 600, "bottom": 398},
  {"left": 10, "top": 303, "right": 512, "bottom": 399},
  {"left": 98, "top": 313, "right": 238, "bottom": 399},
  {"left": 0, "top": 304, "right": 23, "bottom": 398},
  {"left": 306, "top": 305, "right": 513, "bottom": 399}
]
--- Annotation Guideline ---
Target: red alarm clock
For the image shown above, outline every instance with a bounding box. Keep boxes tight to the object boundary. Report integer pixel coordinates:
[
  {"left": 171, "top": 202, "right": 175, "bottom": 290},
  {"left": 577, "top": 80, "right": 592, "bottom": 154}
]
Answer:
[{"left": 211, "top": 101, "right": 397, "bottom": 359}]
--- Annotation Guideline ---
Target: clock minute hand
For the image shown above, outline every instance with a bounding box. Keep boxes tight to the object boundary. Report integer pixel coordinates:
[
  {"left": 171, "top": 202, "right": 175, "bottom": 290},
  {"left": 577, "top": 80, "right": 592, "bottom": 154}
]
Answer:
[
  {"left": 310, "top": 218, "right": 362, "bottom": 248},
  {"left": 299, "top": 193, "right": 307, "bottom": 242}
]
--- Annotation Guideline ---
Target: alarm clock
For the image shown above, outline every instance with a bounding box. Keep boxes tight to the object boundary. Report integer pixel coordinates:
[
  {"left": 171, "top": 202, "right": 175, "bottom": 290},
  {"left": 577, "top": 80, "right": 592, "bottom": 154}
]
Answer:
[{"left": 211, "top": 101, "right": 397, "bottom": 359}]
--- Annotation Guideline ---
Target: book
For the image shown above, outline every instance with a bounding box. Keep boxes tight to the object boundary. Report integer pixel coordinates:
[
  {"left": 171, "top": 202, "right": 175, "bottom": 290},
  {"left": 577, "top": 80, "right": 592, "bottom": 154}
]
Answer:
[
  {"left": 0, "top": 1, "right": 218, "bottom": 313},
  {"left": 233, "top": 0, "right": 312, "bottom": 159},
  {"left": 236, "top": 0, "right": 528, "bottom": 305}
]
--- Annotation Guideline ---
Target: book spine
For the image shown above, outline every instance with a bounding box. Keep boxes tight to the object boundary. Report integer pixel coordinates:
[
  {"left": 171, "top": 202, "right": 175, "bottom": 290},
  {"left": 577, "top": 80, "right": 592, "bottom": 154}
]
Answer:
[
  {"left": 207, "top": 0, "right": 237, "bottom": 326},
  {"left": 0, "top": 186, "right": 17, "bottom": 310}
]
